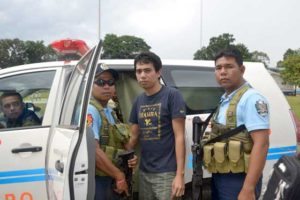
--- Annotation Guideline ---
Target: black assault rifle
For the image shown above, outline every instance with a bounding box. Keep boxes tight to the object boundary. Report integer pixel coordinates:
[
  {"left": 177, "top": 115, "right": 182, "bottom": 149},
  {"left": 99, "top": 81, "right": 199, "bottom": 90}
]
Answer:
[
  {"left": 116, "top": 149, "right": 135, "bottom": 200},
  {"left": 191, "top": 116, "right": 205, "bottom": 200},
  {"left": 191, "top": 109, "right": 216, "bottom": 200}
]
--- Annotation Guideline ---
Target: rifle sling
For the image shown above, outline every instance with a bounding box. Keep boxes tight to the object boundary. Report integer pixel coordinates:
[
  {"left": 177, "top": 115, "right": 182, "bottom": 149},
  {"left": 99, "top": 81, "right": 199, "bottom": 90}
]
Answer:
[
  {"left": 204, "top": 124, "right": 246, "bottom": 145},
  {"left": 202, "top": 107, "right": 217, "bottom": 132}
]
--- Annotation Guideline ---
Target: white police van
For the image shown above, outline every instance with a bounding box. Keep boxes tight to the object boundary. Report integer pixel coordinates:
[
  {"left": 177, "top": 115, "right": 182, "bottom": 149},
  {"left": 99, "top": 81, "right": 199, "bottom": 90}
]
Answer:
[{"left": 0, "top": 42, "right": 298, "bottom": 199}]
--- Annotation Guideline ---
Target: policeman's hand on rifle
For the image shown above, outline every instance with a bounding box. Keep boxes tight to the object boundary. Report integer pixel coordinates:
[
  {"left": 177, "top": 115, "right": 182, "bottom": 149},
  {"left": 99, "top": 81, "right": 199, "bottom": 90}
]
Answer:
[
  {"left": 114, "top": 172, "right": 129, "bottom": 196},
  {"left": 128, "top": 155, "right": 138, "bottom": 169}
]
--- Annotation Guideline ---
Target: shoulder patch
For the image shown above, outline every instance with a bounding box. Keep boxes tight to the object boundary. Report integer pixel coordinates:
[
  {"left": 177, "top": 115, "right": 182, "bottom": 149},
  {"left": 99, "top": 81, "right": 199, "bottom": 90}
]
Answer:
[
  {"left": 255, "top": 100, "right": 268, "bottom": 116},
  {"left": 87, "top": 114, "right": 93, "bottom": 126}
]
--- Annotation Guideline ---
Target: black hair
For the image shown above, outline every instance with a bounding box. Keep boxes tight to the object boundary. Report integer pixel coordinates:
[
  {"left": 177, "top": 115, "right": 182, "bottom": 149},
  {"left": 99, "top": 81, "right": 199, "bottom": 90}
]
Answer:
[
  {"left": 214, "top": 48, "right": 243, "bottom": 66},
  {"left": 134, "top": 52, "right": 162, "bottom": 72},
  {"left": 0, "top": 91, "right": 23, "bottom": 105}
]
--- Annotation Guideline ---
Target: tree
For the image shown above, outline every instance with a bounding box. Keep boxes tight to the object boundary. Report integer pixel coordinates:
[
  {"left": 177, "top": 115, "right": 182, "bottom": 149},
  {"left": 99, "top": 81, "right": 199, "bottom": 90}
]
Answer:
[
  {"left": 102, "top": 34, "right": 151, "bottom": 59},
  {"left": 250, "top": 51, "right": 270, "bottom": 68},
  {"left": 193, "top": 33, "right": 235, "bottom": 60},
  {"left": 193, "top": 33, "right": 269, "bottom": 67},
  {"left": 43, "top": 45, "right": 59, "bottom": 61},
  {"left": 280, "top": 54, "right": 300, "bottom": 89},
  {"left": 0, "top": 39, "right": 58, "bottom": 68},
  {"left": 0, "top": 39, "right": 26, "bottom": 68},
  {"left": 277, "top": 48, "right": 300, "bottom": 68},
  {"left": 283, "top": 48, "right": 300, "bottom": 60},
  {"left": 276, "top": 60, "right": 284, "bottom": 68},
  {"left": 24, "top": 40, "right": 59, "bottom": 64},
  {"left": 235, "top": 43, "right": 252, "bottom": 61}
]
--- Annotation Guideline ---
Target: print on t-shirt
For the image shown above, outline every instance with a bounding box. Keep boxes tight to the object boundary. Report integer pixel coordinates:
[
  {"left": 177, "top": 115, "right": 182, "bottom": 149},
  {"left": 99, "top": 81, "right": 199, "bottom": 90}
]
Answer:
[{"left": 139, "top": 103, "right": 161, "bottom": 140}]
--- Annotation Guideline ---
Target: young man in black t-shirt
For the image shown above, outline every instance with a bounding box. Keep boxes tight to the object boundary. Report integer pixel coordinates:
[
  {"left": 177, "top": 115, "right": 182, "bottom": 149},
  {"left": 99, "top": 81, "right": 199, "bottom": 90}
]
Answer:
[{"left": 128, "top": 52, "right": 186, "bottom": 200}]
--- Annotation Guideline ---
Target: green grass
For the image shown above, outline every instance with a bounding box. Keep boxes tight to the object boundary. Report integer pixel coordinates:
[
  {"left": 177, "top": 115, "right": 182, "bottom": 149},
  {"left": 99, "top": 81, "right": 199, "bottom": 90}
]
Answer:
[{"left": 286, "top": 95, "right": 300, "bottom": 119}]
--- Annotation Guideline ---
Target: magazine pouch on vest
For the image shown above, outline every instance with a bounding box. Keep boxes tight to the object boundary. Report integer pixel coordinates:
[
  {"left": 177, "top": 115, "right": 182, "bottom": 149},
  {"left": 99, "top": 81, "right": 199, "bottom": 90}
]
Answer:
[
  {"left": 89, "top": 99, "right": 131, "bottom": 177},
  {"left": 214, "top": 142, "right": 230, "bottom": 173},
  {"left": 203, "top": 144, "right": 217, "bottom": 173},
  {"left": 202, "top": 85, "right": 253, "bottom": 173},
  {"left": 228, "top": 140, "right": 244, "bottom": 173}
]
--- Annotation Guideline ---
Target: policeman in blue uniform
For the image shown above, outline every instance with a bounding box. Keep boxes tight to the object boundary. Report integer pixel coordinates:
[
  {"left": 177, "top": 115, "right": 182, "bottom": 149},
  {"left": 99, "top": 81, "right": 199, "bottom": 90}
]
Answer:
[{"left": 209, "top": 48, "right": 270, "bottom": 200}]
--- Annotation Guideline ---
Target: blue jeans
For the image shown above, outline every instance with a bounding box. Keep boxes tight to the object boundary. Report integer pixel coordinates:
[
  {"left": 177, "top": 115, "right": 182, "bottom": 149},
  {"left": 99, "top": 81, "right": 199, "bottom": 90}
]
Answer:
[
  {"left": 212, "top": 173, "right": 262, "bottom": 200},
  {"left": 94, "top": 176, "right": 120, "bottom": 200}
]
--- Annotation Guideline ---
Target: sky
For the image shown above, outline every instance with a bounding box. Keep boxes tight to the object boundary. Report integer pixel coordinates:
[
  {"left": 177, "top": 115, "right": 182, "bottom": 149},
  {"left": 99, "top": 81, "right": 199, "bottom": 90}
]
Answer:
[{"left": 1, "top": 0, "right": 300, "bottom": 67}]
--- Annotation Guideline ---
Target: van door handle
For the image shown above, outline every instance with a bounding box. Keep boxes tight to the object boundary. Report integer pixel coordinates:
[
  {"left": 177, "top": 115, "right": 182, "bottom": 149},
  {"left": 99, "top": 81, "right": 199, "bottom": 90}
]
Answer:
[
  {"left": 55, "top": 160, "right": 64, "bottom": 173},
  {"left": 12, "top": 146, "right": 42, "bottom": 153}
]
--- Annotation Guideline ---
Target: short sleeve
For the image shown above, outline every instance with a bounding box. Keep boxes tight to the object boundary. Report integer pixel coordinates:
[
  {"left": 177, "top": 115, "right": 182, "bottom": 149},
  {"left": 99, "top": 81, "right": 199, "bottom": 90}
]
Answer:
[
  {"left": 129, "top": 97, "right": 139, "bottom": 124},
  {"left": 169, "top": 89, "right": 186, "bottom": 119},
  {"left": 87, "top": 104, "right": 102, "bottom": 140},
  {"left": 240, "top": 92, "right": 270, "bottom": 132}
]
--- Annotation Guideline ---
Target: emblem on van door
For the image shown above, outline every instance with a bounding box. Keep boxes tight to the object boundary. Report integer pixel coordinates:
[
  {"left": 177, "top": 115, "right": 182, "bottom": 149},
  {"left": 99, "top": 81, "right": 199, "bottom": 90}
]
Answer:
[{"left": 255, "top": 100, "right": 268, "bottom": 116}]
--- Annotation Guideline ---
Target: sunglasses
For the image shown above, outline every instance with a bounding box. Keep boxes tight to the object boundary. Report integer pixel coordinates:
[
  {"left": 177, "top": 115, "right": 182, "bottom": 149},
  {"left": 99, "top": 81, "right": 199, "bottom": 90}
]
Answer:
[{"left": 94, "top": 79, "right": 115, "bottom": 87}]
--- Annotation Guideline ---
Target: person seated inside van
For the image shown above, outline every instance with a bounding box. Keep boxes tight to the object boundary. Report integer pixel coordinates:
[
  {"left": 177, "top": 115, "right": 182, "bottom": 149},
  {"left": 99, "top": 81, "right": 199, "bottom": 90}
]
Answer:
[{"left": 0, "top": 91, "right": 41, "bottom": 128}]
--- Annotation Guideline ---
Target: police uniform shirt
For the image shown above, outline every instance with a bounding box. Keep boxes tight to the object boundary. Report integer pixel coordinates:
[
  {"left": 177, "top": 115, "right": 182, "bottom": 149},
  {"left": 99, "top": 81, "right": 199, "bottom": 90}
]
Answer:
[
  {"left": 87, "top": 105, "right": 115, "bottom": 140},
  {"left": 216, "top": 83, "right": 270, "bottom": 132}
]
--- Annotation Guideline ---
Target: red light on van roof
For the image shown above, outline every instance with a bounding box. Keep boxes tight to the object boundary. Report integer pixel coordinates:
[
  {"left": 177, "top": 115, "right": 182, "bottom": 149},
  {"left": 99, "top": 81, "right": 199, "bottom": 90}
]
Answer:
[
  {"left": 63, "top": 39, "right": 72, "bottom": 48},
  {"left": 50, "top": 39, "right": 89, "bottom": 57}
]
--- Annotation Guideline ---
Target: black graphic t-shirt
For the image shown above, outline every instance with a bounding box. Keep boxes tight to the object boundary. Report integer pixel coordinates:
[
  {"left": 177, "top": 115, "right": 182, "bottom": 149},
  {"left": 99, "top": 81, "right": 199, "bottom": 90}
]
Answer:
[{"left": 129, "top": 86, "right": 186, "bottom": 173}]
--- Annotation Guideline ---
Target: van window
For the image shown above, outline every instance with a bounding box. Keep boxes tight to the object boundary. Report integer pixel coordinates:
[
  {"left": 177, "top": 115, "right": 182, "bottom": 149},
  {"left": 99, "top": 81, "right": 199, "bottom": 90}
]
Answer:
[
  {"left": 0, "top": 70, "right": 55, "bottom": 129},
  {"left": 114, "top": 70, "right": 144, "bottom": 123},
  {"left": 59, "top": 48, "right": 94, "bottom": 127},
  {"left": 162, "top": 66, "right": 224, "bottom": 114}
]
